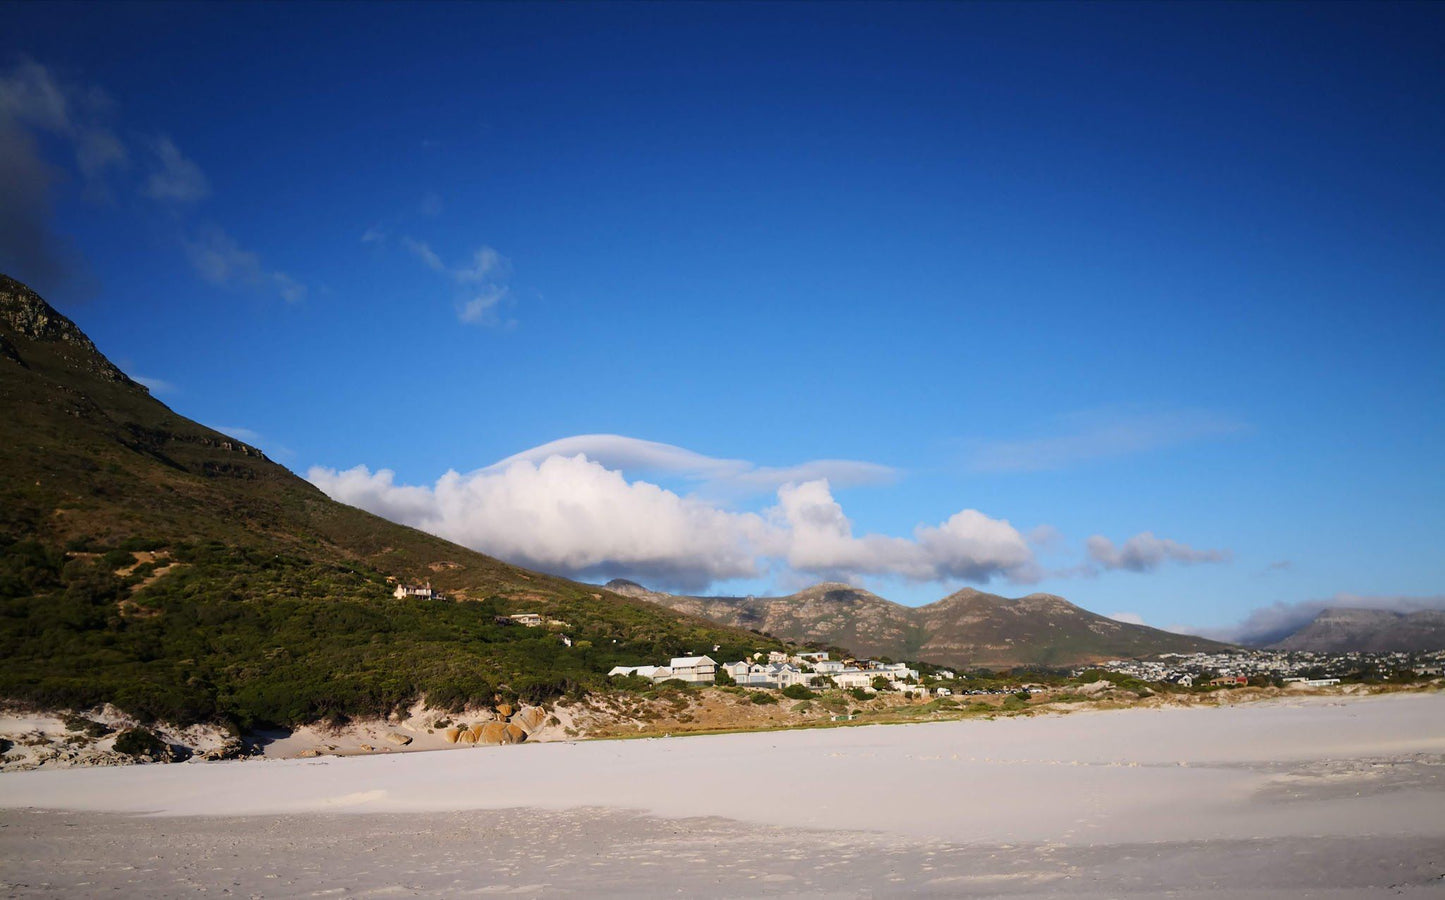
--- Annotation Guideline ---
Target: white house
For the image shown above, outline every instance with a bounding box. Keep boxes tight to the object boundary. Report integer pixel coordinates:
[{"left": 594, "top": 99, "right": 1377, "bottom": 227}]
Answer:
[
  {"left": 668, "top": 656, "right": 717, "bottom": 684},
  {"left": 511, "top": 613, "right": 545, "bottom": 627},
  {"left": 394, "top": 583, "right": 440, "bottom": 600},
  {"left": 814, "top": 660, "right": 846, "bottom": 675},
  {"left": 608, "top": 665, "right": 667, "bottom": 680},
  {"left": 831, "top": 670, "right": 876, "bottom": 690},
  {"left": 876, "top": 662, "right": 920, "bottom": 681}
]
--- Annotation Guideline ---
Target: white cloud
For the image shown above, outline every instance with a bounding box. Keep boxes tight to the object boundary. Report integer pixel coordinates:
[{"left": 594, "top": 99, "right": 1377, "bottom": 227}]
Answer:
[
  {"left": 360, "top": 225, "right": 386, "bottom": 244},
  {"left": 402, "top": 237, "right": 446, "bottom": 272},
  {"left": 310, "top": 456, "right": 771, "bottom": 591},
  {"left": 1086, "top": 532, "right": 1231, "bottom": 572},
  {"left": 966, "top": 408, "right": 1246, "bottom": 473},
  {"left": 308, "top": 442, "right": 1035, "bottom": 592},
  {"left": 487, "top": 434, "right": 896, "bottom": 495},
  {"left": 1107, "top": 611, "right": 1148, "bottom": 626},
  {"left": 184, "top": 226, "right": 306, "bottom": 303},
  {"left": 459, "top": 284, "right": 509, "bottom": 325},
  {"left": 400, "top": 237, "right": 515, "bottom": 326},
  {"left": 1183, "top": 594, "right": 1445, "bottom": 646},
  {"left": 765, "top": 481, "right": 1034, "bottom": 583},
  {"left": 141, "top": 136, "right": 210, "bottom": 204},
  {"left": 419, "top": 191, "right": 442, "bottom": 216}
]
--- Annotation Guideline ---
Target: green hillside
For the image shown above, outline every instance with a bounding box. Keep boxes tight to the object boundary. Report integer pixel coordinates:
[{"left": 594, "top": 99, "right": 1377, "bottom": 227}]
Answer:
[{"left": 0, "top": 274, "right": 782, "bottom": 730}]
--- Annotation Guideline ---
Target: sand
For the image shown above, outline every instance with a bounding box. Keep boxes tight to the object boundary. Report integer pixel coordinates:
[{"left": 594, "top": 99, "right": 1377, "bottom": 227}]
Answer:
[{"left": 3, "top": 692, "right": 1443, "bottom": 896}]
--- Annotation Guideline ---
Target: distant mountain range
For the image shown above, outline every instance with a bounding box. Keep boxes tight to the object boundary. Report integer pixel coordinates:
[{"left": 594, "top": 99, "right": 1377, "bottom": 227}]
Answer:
[
  {"left": 605, "top": 579, "right": 1231, "bottom": 668},
  {"left": 1268, "top": 607, "right": 1445, "bottom": 653}
]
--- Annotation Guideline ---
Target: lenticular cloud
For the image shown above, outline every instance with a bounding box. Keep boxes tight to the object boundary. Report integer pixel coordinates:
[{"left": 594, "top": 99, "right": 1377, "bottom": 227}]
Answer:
[{"left": 307, "top": 451, "right": 1036, "bottom": 593}]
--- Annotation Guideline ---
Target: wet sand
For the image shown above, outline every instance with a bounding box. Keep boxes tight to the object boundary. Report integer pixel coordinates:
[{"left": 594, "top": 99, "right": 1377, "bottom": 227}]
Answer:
[{"left": 3, "top": 692, "right": 1443, "bottom": 897}]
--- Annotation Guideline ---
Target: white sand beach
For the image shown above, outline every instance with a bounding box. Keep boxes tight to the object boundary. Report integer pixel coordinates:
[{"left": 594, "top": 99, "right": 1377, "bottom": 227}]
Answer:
[{"left": 3, "top": 692, "right": 1444, "bottom": 896}]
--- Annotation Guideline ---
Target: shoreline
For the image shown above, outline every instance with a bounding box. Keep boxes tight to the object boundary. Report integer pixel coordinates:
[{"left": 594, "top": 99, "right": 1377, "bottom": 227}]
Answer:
[
  {"left": 3, "top": 691, "right": 1441, "bottom": 837},
  {"left": 4, "top": 691, "right": 1442, "bottom": 897},
  {"left": 1, "top": 682, "right": 1436, "bottom": 773}
]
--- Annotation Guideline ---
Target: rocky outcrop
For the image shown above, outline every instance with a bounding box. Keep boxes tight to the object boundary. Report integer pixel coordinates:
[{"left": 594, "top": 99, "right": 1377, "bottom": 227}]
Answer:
[
  {"left": 511, "top": 706, "right": 547, "bottom": 734},
  {"left": 0, "top": 275, "right": 136, "bottom": 385}
]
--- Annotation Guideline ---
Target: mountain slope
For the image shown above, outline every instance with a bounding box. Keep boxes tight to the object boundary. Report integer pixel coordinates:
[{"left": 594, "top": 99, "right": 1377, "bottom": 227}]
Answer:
[
  {"left": 0, "top": 274, "right": 783, "bottom": 728},
  {"left": 609, "top": 580, "right": 1230, "bottom": 668},
  {"left": 607, "top": 580, "right": 922, "bottom": 661},
  {"left": 1269, "top": 607, "right": 1445, "bottom": 653}
]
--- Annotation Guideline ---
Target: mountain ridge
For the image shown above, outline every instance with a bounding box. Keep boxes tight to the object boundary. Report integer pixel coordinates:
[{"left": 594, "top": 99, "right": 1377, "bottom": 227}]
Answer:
[
  {"left": 1268, "top": 606, "right": 1445, "bottom": 653},
  {"left": 605, "top": 578, "right": 1230, "bottom": 668}
]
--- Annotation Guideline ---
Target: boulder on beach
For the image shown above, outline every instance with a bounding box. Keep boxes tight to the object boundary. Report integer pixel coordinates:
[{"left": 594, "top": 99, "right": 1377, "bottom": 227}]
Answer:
[
  {"left": 503, "top": 723, "right": 527, "bottom": 744},
  {"left": 468, "top": 724, "right": 485, "bottom": 742},
  {"left": 512, "top": 706, "right": 547, "bottom": 733},
  {"left": 479, "top": 722, "right": 509, "bottom": 744},
  {"left": 497, "top": 703, "right": 514, "bottom": 719},
  {"left": 458, "top": 729, "right": 478, "bottom": 744},
  {"left": 384, "top": 732, "right": 412, "bottom": 746},
  {"left": 444, "top": 727, "right": 461, "bottom": 744}
]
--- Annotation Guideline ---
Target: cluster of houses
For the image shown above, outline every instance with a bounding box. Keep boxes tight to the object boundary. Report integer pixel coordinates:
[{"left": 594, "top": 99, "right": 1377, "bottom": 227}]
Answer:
[
  {"left": 608, "top": 650, "right": 943, "bottom": 695},
  {"left": 1082, "top": 648, "right": 1444, "bottom": 687},
  {"left": 393, "top": 583, "right": 446, "bottom": 601}
]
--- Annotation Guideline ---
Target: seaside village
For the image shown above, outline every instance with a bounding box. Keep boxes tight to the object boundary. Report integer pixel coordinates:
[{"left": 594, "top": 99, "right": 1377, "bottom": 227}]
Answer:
[
  {"left": 609, "top": 651, "right": 945, "bottom": 695},
  {"left": 1081, "top": 648, "right": 1445, "bottom": 686}
]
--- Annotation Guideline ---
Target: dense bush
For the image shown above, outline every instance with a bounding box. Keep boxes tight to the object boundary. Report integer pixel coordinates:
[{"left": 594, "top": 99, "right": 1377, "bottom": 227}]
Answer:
[
  {"left": 780, "top": 684, "right": 812, "bottom": 700},
  {"left": 0, "top": 541, "right": 786, "bottom": 730},
  {"left": 749, "top": 691, "right": 778, "bottom": 705},
  {"left": 113, "top": 727, "right": 167, "bottom": 758}
]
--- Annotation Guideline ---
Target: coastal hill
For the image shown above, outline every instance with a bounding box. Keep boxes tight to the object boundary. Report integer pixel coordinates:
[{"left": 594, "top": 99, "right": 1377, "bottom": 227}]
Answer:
[
  {"left": 1269, "top": 607, "right": 1445, "bottom": 653},
  {"left": 606, "top": 580, "right": 1230, "bottom": 668},
  {"left": 0, "top": 273, "right": 784, "bottom": 730}
]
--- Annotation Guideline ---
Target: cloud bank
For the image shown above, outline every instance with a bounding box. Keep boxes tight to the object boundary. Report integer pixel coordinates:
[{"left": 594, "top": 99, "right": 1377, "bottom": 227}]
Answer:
[
  {"left": 486, "top": 434, "right": 896, "bottom": 495},
  {"left": 967, "top": 408, "right": 1245, "bottom": 473},
  {"left": 308, "top": 442, "right": 1035, "bottom": 593},
  {"left": 1185, "top": 593, "right": 1445, "bottom": 646},
  {"left": 1086, "top": 532, "right": 1231, "bottom": 572}
]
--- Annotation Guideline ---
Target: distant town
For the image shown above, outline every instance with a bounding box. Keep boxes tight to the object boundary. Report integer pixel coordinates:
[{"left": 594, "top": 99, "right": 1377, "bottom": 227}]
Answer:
[
  {"left": 610, "top": 652, "right": 936, "bottom": 694},
  {"left": 608, "top": 646, "right": 1445, "bottom": 696},
  {"left": 1082, "top": 648, "right": 1445, "bottom": 687}
]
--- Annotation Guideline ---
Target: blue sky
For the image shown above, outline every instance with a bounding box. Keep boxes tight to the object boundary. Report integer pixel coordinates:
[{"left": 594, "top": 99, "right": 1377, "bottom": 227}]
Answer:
[{"left": 3, "top": 1, "right": 1442, "bottom": 639}]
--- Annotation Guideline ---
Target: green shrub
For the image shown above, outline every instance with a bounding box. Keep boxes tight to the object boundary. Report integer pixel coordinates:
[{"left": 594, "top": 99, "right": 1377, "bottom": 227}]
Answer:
[
  {"left": 102, "top": 549, "right": 135, "bottom": 569},
  {"left": 64, "top": 715, "right": 113, "bottom": 738},
  {"left": 749, "top": 691, "right": 777, "bottom": 705},
  {"left": 780, "top": 684, "right": 812, "bottom": 700},
  {"left": 113, "top": 727, "right": 168, "bottom": 759},
  {"left": 848, "top": 687, "right": 871, "bottom": 701}
]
